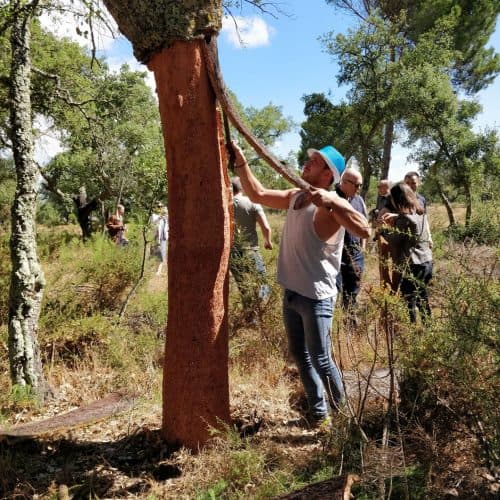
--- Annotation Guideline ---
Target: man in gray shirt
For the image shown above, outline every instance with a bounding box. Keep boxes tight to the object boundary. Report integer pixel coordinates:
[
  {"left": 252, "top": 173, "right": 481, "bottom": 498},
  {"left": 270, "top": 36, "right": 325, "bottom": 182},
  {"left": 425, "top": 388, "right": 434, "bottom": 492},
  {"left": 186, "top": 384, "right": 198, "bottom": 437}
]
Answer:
[{"left": 230, "top": 177, "right": 273, "bottom": 308}]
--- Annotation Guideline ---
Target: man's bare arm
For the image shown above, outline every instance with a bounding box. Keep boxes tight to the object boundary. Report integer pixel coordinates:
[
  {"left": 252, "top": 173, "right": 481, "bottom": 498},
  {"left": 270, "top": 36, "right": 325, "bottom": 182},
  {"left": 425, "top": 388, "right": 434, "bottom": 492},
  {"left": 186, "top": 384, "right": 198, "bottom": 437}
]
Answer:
[
  {"left": 310, "top": 188, "right": 370, "bottom": 239},
  {"left": 232, "top": 141, "right": 297, "bottom": 210},
  {"left": 256, "top": 212, "right": 273, "bottom": 250}
]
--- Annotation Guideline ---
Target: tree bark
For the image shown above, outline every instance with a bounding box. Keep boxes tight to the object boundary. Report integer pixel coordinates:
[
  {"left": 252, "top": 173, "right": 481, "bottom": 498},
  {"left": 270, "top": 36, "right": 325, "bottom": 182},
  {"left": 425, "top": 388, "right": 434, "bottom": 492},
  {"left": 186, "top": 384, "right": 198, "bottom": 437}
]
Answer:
[
  {"left": 103, "top": 1, "right": 222, "bottom": 63},
  {"left": 381, "top": 120, "right": 394, "bottom": 180},
  {"left": 464, "top": 181, "right": 472, "bottom": 226},
  {"left": 148, "top": 39, "right": 231, "bottom": 449},
  {"left": 431, "top": 162, "right": 456, "bottom": 227},
  {"left": 8, "top": 1, "right": 48, "bottom": 397}
]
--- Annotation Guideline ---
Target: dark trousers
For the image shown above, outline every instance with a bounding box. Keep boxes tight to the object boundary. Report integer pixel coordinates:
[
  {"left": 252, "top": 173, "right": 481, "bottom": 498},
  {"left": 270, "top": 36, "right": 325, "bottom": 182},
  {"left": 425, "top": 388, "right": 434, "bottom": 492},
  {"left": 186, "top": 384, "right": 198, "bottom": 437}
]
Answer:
[
  {"left": 336, "top": 247, "right": 364, "bottom": 310},
  {"left": 400, "top": 261, "right": 433, "bottom": 323}
]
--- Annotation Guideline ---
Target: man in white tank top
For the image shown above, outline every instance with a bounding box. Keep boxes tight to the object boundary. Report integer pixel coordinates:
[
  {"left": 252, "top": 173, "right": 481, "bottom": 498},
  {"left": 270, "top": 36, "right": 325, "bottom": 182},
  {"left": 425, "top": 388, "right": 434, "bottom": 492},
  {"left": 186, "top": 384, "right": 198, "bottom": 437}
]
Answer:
[{"left": 231, "top": 141, "right": 370, "bottom": 424}]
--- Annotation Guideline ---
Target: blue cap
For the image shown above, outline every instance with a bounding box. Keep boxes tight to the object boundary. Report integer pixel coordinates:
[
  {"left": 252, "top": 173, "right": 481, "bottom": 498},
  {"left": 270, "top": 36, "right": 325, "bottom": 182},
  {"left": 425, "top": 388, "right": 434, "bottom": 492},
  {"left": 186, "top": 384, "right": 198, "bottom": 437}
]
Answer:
[{"left": 307, "top": 146, "right": 346, "bottom": 183}]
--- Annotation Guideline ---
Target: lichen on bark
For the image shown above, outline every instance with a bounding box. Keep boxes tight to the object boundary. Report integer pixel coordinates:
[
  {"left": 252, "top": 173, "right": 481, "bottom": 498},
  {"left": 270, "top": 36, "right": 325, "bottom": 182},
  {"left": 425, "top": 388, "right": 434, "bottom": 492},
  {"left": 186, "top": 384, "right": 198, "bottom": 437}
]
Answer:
[
  {"left": 8, "top": 3, "right": 47, "bottom": 396},
  {"left": 103, "top": 0, "right": 222, "bottom": 63}
]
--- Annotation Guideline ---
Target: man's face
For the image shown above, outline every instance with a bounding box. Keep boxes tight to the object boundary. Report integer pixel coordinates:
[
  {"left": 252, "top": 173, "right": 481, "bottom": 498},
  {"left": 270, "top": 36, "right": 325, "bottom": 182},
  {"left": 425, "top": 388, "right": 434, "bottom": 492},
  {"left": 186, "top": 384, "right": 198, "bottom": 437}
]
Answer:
[
  {"left": 405, "top": 175, "right": 419, "bottom": 192},
  {"left": 302, "top": 153, "right": 333, "bottom": 187},
  {"left": 340, "top": 171, "right": 362, "bottom": 197},
  {"left": 377, "top": 182, "right": 389, "bottom": 196}
]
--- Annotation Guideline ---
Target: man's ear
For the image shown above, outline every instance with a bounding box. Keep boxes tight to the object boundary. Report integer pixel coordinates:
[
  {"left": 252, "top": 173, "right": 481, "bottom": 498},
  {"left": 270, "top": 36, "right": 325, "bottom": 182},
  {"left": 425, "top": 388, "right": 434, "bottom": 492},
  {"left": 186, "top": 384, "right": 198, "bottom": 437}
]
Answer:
[{"left": 323, "top": 169, "right": 334, "bottom": 187}]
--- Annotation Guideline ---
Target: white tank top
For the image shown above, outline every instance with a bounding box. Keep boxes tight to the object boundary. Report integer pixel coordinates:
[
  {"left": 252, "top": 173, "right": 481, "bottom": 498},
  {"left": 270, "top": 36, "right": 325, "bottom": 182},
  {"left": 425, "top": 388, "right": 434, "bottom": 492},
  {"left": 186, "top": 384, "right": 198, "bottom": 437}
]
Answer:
[{"left": 277, "top": 192, "right": 345, "bottom": 299}]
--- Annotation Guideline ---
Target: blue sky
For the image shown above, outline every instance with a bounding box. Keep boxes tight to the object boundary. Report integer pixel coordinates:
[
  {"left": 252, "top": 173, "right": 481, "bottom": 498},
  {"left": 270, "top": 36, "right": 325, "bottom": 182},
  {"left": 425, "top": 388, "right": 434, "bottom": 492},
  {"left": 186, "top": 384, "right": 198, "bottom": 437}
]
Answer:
[{"left": 40, "top": 1, "right": 499, "bottom": 181}]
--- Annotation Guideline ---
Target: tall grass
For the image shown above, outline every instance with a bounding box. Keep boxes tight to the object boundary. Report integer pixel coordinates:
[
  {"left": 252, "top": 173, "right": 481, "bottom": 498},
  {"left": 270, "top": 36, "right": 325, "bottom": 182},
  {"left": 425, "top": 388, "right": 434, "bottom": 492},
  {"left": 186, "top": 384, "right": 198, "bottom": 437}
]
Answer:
[{"left": 0, "top": 203, "right": 498, "bottom": 499}]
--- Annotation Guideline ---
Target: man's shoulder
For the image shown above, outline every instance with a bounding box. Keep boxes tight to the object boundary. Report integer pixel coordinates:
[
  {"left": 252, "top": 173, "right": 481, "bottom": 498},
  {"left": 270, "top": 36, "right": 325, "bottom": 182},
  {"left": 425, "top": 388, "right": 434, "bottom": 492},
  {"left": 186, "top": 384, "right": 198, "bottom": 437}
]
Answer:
[
  {"left": 236, "top": 195, "right": 262, "bottom": 211},
  {"left": 351, "top": 194, "right": 367, "bottom": 214}
]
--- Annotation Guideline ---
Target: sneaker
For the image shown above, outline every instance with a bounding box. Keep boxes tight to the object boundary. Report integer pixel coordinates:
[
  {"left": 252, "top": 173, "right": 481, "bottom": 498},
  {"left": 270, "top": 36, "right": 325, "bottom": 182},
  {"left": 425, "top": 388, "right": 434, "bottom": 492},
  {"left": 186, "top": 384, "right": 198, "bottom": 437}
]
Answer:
[{"left": 304, "top": 413, "right": 331, "bottom": 429}]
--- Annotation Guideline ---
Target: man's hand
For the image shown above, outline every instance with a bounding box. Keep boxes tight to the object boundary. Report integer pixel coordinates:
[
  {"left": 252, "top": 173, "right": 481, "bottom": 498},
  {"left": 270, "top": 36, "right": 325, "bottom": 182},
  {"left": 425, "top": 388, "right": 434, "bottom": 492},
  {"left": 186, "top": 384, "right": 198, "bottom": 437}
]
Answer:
[
  {"left": 231, "top": 140, "right": 246, "bottom": 168},
  {"left": 264, "top": 239, "right": 273, "bottom": 250},
  {"left": 309, "top": 187, "right": 338, "bottom": 210}
]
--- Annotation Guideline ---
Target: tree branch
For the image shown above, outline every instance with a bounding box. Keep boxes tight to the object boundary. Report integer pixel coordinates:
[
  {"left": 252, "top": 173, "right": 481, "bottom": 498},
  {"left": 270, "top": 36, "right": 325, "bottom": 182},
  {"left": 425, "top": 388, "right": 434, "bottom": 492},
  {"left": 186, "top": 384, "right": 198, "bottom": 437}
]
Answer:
[{"left": 32, "top": 67, "right": 96, "bottom": 123}]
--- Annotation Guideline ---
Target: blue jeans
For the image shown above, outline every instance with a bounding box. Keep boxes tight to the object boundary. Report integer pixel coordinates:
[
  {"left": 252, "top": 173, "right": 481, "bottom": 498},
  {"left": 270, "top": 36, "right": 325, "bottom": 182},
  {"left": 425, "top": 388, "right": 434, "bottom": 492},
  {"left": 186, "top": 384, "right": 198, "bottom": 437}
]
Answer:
[
  {"left": 336, "top": 247, "right": 364, "bottom": 310},
  {"left": 283, "top": 290, "right": 344, "bottom": 418}
]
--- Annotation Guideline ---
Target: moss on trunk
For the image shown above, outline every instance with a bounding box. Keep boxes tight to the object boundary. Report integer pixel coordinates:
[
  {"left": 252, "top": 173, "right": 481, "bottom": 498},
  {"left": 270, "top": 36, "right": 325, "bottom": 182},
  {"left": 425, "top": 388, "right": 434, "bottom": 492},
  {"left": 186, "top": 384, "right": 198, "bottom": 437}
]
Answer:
[{"left": 103, "top": 0, "right": 222, "bottom": 63}]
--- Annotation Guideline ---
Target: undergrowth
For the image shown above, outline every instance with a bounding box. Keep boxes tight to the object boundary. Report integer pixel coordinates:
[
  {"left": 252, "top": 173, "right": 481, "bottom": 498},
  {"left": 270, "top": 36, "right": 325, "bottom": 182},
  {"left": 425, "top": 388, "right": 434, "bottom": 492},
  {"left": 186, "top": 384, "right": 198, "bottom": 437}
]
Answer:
[{"left": 0, "top": 205, "right": 498, "bottom": 499}]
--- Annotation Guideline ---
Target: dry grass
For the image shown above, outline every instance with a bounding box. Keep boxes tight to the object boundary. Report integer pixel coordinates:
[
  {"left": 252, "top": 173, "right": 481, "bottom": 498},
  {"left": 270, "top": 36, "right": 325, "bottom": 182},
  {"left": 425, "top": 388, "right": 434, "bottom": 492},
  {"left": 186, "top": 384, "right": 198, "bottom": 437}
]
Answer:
[{"left": 0, "top": 203, "right": 498, "bottom": 498}]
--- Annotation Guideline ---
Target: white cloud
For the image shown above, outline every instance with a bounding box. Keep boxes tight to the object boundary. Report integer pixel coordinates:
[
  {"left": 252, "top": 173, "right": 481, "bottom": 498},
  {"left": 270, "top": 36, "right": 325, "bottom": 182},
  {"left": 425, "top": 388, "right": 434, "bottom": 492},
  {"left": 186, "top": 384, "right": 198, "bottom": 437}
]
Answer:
[{"left": 221, "top": 15, "right": 274, "bottom": 49}]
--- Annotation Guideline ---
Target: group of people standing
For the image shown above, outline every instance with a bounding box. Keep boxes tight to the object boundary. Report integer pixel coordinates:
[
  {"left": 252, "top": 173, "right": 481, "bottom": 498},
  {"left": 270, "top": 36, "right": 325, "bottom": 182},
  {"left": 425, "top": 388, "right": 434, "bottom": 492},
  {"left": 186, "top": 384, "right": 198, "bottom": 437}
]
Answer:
[
  {"left": 104, "top": 148, "right": 433, "bottom": 427},
  {"left": 373, "top": 172, "right": 433, "bottom": 324},
  {"left": 230, "top": 141, "right": 433, "bottom": 426}
]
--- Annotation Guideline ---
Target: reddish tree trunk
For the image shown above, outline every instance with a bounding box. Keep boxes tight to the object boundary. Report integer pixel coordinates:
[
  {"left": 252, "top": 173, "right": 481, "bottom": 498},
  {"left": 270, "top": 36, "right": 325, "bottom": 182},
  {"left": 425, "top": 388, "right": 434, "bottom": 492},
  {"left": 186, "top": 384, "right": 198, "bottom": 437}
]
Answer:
[{"left": 148, "top": 39, "right": 231, "bottom": 449}]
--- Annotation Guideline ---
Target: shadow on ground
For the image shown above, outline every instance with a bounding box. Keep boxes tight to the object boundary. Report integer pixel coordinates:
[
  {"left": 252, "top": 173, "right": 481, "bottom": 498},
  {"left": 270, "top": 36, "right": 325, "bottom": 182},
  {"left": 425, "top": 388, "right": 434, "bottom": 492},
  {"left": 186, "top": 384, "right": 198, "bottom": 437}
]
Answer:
[{"left": 0, "top": 428, "right": 181, "bottom": 498}]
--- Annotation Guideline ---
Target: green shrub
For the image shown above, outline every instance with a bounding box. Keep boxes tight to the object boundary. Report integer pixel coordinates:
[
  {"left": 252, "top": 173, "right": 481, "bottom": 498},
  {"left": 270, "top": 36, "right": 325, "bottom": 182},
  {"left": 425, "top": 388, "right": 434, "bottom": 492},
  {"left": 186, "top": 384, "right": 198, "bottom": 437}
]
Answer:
[
  {"left": 0, "top": 178, "right": 15, "bottom": 225},
  {"left": 445, "top": 200, "right": 499, "bottom": 245},
  {"left": 36, "top": 200, "right": 65, "bottom": 227},
  {"left": 41, "top": 234, "right": 143, "bottom": 329},
  {"left": 399, "top": 250, "right": 499, "bottom": 466},
  {"left": 36, "top": 226, "right": 80, "bottom": 261}
]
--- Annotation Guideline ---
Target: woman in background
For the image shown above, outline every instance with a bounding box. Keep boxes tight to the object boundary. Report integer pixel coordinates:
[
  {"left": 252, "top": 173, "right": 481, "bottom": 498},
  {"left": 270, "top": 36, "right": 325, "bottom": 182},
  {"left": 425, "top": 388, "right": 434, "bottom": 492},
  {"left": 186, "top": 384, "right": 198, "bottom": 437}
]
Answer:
[
  {"left": 382, "top": 182, "right": 433, "bottom": 323},
  {"left": 156, "top": 207, "right": 169, "bottom": 276}
]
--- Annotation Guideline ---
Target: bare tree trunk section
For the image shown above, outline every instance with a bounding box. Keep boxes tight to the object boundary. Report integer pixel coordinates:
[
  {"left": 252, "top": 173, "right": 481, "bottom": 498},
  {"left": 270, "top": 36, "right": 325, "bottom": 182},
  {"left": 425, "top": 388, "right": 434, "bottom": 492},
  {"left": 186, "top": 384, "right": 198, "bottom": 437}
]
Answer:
[
  {"left": 8, "top": 4, "right": 47, "bottom": 397},
  {"left": 381, "top": 120, "right": 394, "bottom": 180},
  {"left": 438, "top": 187, "right": 456, "bottom": 227},
  {"left": 360, "top": 143, "right": 372, "bottom": 199},
  {"left": 148, "top": 40, "right": 231, "bottom": 449},
  {"left": 464, "top": 182, "right": 472, "bottom": 226},
  {"left": 431, "top": 162, "right": 456, "bottom": 227}
]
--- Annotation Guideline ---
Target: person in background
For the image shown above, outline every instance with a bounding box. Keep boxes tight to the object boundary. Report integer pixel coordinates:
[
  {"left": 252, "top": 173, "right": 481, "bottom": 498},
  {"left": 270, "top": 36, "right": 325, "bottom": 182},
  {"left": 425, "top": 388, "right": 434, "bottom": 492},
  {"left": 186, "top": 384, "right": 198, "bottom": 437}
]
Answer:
[
  {"left": 404, "top": 171, "right": 433, "bottom": 249},
  {"left": 375, "top": 179, "right": 391, "bottom": 212},
  {"left": 372, "top": 180, "right": 394, "bottom": 288},
  {"left": 231, "top": 141, "right": 370, "bottom": 425},
  {"left": 156, "top": 206, "right": 169, "bottom": 275},
  {"left": 335, "top": 167, "right": 368, "bottom": 326},
  {"left": 230, "top": 176, "right": 273, "bottom": 307},
  {"left": 106, "top": 204, "right": 128, "bottom": 246},
  {"left": 150, "top": 201, "right": 164, "bottom": 226},
  {"left": 382, "top": 182, "right": 433, "bottom": 323}
]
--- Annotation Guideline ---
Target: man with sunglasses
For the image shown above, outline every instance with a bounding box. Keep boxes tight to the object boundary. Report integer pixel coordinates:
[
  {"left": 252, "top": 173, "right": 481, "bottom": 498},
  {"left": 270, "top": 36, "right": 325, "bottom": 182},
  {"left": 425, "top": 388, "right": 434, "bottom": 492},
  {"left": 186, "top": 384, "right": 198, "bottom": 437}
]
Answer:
[
  {"left": 231, "top": 141, "right": 369, "bottom": 425},
  {"left": 335, "top": 168, "right": 368, "bottom": 327}
]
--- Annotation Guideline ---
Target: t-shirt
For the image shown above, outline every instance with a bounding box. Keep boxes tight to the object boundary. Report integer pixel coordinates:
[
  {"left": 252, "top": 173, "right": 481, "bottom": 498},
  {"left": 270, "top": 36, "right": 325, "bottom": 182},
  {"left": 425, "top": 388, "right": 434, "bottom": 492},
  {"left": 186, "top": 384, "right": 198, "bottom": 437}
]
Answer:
[
  {"left": 386, "top": 213, "right": 432, "bottom": 266},
  {"left": 343, "top": 195, "right": 367, "bottom": 250},
  {"left": 233, "top": 194, "right": 265, "bottom": 249}
]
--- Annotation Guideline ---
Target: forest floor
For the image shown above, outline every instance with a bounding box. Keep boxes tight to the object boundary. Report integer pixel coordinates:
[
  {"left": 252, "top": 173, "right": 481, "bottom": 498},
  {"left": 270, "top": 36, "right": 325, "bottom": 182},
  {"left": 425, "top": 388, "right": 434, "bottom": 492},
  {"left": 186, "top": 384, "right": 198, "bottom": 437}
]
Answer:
[
  {"left": 1, "top": 203, "right": 498, "bottom": 499},
  {"left": 0, "top": 362, "right": 396, "bottom": 499}
]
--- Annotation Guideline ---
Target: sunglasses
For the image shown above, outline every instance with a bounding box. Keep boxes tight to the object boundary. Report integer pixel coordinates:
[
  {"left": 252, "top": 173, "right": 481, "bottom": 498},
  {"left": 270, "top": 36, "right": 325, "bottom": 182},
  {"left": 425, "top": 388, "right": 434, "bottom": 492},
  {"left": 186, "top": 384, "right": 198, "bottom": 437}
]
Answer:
[{"left": 344, "top": 178, "right": 362, "bottom": 188}]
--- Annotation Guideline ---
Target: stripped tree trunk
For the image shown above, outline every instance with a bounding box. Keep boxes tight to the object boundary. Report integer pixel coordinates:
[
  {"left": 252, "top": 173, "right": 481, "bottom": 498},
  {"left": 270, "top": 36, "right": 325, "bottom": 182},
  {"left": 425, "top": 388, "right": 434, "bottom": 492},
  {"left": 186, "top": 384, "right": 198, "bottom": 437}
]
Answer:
[
  {"left": 8, "top": 0, "right": 48, "bottom": 397},
  {"left": 102, "top": 0, "right": 229, "bottom": 448},
  {"left": 149, "top": 40, "right": 230, "bottom": 447},
  {"left": 381, "top": 120, "right": 394, "bottom": 180}
]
